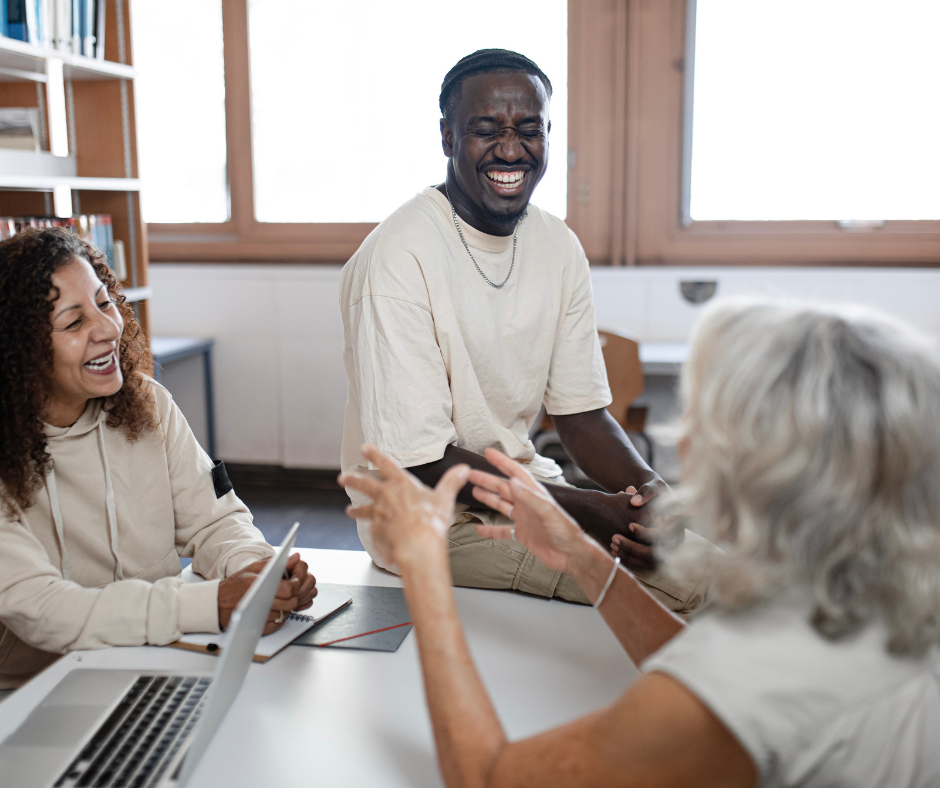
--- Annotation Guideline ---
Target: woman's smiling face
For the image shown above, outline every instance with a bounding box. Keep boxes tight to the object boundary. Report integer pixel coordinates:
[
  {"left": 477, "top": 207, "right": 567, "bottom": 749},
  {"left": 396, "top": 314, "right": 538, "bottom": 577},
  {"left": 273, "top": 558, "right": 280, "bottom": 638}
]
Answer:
[{"left": 45, "top": 256, "right": 124, "bottom": 427}]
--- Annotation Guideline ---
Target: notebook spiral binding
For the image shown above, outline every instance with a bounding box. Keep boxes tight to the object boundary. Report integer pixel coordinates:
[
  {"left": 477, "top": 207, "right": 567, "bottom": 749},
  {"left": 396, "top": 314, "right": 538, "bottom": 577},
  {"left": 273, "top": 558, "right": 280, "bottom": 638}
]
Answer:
[{"left": 288, "top": 612, "right": 315, "bottom": 623}]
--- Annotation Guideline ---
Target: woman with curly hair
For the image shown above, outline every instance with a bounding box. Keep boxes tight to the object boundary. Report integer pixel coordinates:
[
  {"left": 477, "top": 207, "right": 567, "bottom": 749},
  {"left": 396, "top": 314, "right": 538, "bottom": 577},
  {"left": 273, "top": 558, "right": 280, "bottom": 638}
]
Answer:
[{"left": 0, "top": 228, "right": 316, "bottom": 688}]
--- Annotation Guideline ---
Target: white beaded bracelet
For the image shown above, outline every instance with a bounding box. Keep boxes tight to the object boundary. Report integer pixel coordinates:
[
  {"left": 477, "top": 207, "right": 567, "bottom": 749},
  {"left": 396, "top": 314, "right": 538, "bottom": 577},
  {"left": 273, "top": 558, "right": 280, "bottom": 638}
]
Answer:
[{"left": 594, "top": 556, "right": 621, "bottom": 609}]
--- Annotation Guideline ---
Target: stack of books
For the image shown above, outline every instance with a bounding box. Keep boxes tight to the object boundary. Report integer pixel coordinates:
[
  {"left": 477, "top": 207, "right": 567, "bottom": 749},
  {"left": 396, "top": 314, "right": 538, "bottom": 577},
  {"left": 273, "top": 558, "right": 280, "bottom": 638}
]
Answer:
[
  {"left": 3, "top": 0, "right": 106, "bottom": 60},
  {"left": 0, "top": 214, "right": 126, "bottom": 280}
]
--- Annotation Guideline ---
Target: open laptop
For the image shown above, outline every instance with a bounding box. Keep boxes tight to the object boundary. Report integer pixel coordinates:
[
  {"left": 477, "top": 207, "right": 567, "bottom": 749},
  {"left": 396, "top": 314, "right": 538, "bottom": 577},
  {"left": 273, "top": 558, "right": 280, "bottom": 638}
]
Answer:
[{"left": 0, "top": 522, "right": 299, "bottom": 788}]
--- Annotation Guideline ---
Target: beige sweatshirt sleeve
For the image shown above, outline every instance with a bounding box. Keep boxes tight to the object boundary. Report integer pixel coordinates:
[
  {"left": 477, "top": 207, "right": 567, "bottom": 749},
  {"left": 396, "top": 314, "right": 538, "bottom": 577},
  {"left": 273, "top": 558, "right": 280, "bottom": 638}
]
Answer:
[
  {"left": 157, "top": 383, "right": 274, "bottom": 580},
  {"left": 0, "top": 382, "right": 274, "bottom": 661},
  {"left": 0, "top": 509, "right": 220, "bottom": 655}
]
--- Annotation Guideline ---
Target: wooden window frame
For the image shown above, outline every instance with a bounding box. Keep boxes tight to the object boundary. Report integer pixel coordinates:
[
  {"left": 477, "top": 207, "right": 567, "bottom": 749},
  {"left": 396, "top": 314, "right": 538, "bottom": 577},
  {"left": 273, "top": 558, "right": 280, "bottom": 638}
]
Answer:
[{"left": 149, "top": 0, "right": 940, "bottom": 267}]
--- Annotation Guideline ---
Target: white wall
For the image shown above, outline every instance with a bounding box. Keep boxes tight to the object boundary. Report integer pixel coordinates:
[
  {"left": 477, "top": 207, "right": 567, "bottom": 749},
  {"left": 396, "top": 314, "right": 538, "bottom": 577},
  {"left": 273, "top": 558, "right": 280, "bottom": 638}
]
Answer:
[
  {"left": 591, "top": 266, "right": 940, "bottom": 341},
  {"left": 149, "top": 265, "right": 347, "bottom": 467},
  {"left": 149, "top": 264, "right": 940, "bottom": 469}
]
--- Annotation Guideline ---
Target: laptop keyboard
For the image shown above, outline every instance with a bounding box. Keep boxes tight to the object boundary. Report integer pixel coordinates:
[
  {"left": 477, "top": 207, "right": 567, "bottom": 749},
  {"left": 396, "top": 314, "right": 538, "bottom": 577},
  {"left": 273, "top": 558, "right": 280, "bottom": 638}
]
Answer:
[{"left": 54, "top": 675, "right": 212, "bottom": 788}]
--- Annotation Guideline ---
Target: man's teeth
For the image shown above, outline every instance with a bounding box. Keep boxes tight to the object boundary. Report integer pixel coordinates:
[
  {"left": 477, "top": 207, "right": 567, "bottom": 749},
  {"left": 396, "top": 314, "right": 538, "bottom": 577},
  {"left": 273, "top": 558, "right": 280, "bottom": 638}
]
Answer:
[
  {"left": 85, "top": 351, "right": 114, "bottom": 370},
  {"left": 486, "top": 171, "right": 525, "bottom": 185}
]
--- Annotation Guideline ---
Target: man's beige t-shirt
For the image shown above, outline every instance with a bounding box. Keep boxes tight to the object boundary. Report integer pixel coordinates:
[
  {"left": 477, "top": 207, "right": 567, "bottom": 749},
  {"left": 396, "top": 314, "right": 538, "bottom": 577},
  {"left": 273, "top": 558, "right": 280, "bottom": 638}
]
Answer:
[{"left": 340, "top": 187, "right": 611, "bottom": 564}]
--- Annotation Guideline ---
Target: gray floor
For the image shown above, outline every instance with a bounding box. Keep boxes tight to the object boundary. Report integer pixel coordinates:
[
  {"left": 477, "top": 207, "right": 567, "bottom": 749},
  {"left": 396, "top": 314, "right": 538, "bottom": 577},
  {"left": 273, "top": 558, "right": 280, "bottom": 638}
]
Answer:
[{"left": 236, "top": 485, "right": 363, "bottom": 551}]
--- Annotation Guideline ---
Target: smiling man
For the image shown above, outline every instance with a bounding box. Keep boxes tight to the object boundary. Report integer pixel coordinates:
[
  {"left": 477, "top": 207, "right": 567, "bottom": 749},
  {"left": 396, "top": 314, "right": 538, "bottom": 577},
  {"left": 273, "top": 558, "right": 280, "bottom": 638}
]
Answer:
[{"left": 340, "top": 50, "right": 708, "bottom": 611}]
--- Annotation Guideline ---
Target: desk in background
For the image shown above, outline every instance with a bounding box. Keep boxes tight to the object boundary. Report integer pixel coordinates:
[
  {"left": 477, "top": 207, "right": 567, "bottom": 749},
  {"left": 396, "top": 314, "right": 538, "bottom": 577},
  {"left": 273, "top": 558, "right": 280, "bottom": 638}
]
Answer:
[
  {"left": 152, "top": 337, "right": 216, "bottom": 459},
  {"left": 0, "top": 549, "right": 637, "bottom": 788},
  {"left": 639, "top": 342, "right": 689, "bottom": 376}
]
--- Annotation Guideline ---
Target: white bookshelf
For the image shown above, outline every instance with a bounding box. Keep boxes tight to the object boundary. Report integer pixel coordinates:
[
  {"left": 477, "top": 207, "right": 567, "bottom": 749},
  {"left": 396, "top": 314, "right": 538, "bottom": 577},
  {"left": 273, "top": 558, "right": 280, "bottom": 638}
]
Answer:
[
  {"left": 0, "top": 37, "right": 134, "bottom": 82},
  {"left": 0, "top": 175, "right": 140, "bottom": 190},
  {"left": 0, "top": 1, "right": 151, "bottom": 335}
]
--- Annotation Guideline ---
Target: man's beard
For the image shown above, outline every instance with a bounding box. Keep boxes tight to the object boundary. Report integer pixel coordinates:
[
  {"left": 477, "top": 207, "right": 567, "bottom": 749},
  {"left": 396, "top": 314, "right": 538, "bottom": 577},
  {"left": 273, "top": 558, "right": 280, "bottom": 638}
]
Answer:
[{"left": 480, "top": 200, "right": 528, "bottom": 232}]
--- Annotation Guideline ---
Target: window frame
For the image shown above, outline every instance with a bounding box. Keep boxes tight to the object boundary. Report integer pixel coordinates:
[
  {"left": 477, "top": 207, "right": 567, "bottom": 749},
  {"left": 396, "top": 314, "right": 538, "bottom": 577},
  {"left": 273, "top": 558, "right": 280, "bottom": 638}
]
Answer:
[{"left": 146, "top": 0, "right": 940, "bottom": 267}]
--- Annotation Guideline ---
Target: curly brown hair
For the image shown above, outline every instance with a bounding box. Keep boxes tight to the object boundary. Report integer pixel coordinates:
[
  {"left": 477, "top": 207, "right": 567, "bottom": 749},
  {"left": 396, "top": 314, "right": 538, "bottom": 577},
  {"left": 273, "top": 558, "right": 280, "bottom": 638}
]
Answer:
[{"left": 0, "top": 227, "right": 157, "bottom": 513}]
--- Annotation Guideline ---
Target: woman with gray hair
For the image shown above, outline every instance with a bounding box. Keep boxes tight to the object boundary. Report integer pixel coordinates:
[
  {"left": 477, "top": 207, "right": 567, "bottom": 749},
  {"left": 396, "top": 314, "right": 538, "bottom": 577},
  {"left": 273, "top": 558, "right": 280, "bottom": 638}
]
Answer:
[{"left": 341, "top": 299, "right": 940, "bottom": 788}]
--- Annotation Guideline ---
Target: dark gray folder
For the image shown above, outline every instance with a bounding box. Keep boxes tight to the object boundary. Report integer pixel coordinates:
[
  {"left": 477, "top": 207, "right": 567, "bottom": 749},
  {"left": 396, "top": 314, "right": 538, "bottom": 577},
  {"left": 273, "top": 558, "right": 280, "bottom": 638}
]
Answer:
[{"left": 292, "top": 583, "right": 412, "bottom": 652}]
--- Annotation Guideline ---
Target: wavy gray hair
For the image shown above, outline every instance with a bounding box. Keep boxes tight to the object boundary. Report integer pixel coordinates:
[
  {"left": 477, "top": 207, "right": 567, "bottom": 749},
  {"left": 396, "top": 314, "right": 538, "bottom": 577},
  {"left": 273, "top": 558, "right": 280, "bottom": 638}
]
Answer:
[{"left": 675, "top": 299, "right": 940, "bottom": 655}]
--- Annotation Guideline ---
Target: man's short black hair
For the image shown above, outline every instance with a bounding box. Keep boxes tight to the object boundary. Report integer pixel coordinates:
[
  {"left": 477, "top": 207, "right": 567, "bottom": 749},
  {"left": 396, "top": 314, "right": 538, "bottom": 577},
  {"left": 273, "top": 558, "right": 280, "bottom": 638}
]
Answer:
[{"left": 439, "top": 49, "right": 553, "bottom": 122}]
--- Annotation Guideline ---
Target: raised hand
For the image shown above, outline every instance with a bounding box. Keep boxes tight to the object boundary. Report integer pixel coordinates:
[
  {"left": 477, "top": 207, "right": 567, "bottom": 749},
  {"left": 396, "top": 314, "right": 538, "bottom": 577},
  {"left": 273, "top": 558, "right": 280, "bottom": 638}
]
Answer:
[
  {"left": 468, "top": 448, "right": 588, "bottom": 574},
  {"left": 340, "top": 444, "right": 470, "bottom": 567}
]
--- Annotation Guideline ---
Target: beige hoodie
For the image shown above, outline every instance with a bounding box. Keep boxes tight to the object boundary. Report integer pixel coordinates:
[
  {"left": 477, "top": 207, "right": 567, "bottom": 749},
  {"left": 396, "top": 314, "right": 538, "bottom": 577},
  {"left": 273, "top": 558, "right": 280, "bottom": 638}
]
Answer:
[{"left": 0, "top": 379, "right": 274, "bottom": 688}]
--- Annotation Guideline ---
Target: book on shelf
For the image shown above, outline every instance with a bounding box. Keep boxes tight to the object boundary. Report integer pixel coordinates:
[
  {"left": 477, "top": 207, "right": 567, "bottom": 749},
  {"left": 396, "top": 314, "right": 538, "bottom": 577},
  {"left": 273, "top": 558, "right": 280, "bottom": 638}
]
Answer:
[
  {"left": 3, "top": 0, "right": 105, "bottom": 58},
  {"left": 0, "top": 107, "right": 41, "bottom": 151},
  {"left": 0, "top": 214, "right": 124, "bottom": 279}
]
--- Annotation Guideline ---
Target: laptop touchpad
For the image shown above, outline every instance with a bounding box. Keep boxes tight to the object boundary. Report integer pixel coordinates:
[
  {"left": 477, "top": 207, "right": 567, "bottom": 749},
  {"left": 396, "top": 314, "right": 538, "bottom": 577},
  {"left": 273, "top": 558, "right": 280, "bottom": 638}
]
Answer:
[{"left": 4, "top": 705, "right": 107, "bottom": 748}]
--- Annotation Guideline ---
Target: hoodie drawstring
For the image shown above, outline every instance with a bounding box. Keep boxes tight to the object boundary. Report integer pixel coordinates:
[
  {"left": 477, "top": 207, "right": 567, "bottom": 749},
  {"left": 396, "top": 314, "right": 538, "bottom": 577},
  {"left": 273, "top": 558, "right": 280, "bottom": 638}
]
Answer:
[
  {"left": 45, "top": 467, "right": 73, "bottom": 582},
  {"left": 44, "top": 421, "right": 124, "bottom": 583},
  {"left": 97, "top": 422, "right": 123, "bottom": 581}
]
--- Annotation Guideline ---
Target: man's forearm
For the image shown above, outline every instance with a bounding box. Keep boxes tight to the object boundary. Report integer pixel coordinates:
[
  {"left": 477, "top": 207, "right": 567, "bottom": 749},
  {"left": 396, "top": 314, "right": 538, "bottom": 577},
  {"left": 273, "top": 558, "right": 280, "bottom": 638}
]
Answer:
[
  {"left": 410, "top": 444, "right": 642, "bottom": 546},
  {"left": 553, "top": 408, "right": 659, "bottom": 494},
  {"left": 543, "top": 483, "right": 634, "bottom": 545},
  {"left": 409, "top": 445, "right": 503, "bottom": 509}
]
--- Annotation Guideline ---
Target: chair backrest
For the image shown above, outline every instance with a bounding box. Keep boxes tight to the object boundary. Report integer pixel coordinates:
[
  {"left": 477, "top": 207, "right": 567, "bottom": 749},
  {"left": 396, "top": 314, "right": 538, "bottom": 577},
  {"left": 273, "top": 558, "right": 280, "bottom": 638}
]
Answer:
[{"left": 598, "top": 330, "right": 644, "bottom": 429}]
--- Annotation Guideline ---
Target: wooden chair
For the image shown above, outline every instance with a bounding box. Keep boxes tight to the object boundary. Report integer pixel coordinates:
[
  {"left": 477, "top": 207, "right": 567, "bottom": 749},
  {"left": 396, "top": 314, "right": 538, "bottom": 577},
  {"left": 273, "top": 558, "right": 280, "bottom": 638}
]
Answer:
[
  {"left": 597, "top": 330, "right": 653, "bottom": 465},
  {"left": 533, "top": 330, "right": 654, "bottom": 470}
]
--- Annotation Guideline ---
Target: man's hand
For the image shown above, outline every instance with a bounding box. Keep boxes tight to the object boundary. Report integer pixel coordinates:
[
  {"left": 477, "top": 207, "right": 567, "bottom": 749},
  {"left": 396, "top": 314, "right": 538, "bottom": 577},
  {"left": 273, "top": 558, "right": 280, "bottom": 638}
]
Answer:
[
  {"left": 469, "top": 448, "right": 588, "bottom": 574},
  {"left": 341, "top": 445, "right": 470, "bottom": 568},
  {"left": 609, "top": 478, "right": 674, "bottom": 571}
]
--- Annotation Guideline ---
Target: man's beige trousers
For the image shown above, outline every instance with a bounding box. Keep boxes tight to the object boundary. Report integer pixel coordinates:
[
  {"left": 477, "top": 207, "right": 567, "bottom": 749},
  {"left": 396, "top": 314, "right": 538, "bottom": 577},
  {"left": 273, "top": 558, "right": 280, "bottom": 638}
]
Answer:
[{"left": 446, "top": 509, "right": 715, "bottom": 615}]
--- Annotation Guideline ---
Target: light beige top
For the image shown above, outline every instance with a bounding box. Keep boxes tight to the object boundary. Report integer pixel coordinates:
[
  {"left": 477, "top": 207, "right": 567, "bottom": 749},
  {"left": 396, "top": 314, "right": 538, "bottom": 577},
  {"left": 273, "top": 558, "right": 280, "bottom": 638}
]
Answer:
[
  {"left": 340, "top": 187, "right": 611, "bottom": 565},
  {"left": 646, "top": 604, "right": 940, "bottom": 787},
  {"left": 0, "top": 379, "right": 274, "bottom": 687}
]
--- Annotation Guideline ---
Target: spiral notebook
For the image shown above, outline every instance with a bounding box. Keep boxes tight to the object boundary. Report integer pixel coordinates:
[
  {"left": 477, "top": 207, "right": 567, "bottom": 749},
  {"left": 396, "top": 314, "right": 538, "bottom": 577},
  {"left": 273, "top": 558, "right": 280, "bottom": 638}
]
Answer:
[{"left": 171, "top": 587, "right": 353, "bottom": 663}]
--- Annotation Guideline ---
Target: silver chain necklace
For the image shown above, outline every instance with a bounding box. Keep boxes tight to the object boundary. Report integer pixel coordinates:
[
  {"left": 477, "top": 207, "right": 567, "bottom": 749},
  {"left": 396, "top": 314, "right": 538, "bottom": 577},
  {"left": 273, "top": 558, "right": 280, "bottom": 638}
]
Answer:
[{"left": 444, "top": 184, "right": 522, "bottom": 290}]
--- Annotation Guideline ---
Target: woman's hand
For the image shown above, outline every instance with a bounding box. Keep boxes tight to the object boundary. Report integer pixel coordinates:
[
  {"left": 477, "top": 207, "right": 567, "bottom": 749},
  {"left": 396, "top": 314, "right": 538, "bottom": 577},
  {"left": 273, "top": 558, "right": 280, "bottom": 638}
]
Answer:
[
  {"left": 284, "top": 553, "right": 318, "bottom": 611},
  {"left": 217, "top": 553, "right": 316, "bottom": 635},
  {"left": 469, "top": 448, "right": 589, "bottom": 574},
  {"left": 340, "top": 445, "right": 470, "bottom": 568}
]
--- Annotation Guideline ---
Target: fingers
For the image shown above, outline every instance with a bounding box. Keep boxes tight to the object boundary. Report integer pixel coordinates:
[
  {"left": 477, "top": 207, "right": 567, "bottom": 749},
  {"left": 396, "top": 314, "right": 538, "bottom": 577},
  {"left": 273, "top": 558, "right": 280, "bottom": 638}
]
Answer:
[
  {"left": 471, "top": 486, "right": 514, "bottom": 518},
  {"left": 294, "top": 586, "right": 320, "bottom": 610},
  {"left": 263, "top": 610, "right": 286, "bottom": 635},
  {"left": 346, "top": 503, "right": 373, "bottom": 520},
  {"left": 475, "top": 524, "right": 515, "bottom": 540},
  {"left": 339, "top": 472, "right": 382, "bottom": 500},
  {"left": 287, "top": 555, "right": 306, "bottom": 579},
  {"left": 435, "top": 464, "right": 471, "bottom": 503},
  {"left": 627, "top": 521, "right": 656, "bottom": 545},
  {"left": 468, "top": 470, "right": 513, "bottom": 505},
  {"left": 483, "top": 448, "right": 537, "bottom": 487},
  {"left": 274, "top": 577, "right": 300, "bottom": 602},
  {"left": 360, "top": 444, "right": 407, "bottom": 482},
  {"left": 511, "top": 478, "right": 554, "bottom": 512},
  {"left": 296, "top": 574, "right": 317, "bottom": 609},
  {"left": 611, "top": 534, "right": 658, "bottom": 569},
  {"left": 632, "top": 481, "right": 661, "bottom": 507}
]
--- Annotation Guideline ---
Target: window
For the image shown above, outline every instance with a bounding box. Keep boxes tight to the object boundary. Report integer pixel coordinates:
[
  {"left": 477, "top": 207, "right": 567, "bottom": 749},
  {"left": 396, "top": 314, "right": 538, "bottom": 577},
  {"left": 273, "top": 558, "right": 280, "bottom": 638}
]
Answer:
[
  {"left": 689, "top": 0, "right": 940, "bottom": 222},
  {"left": 140, "top": 0, "right": 939, "bottom": 267},
  {"left": 131, "top": 0, "right": 228, "bottom": 223},
  {"left": 247, "top": 0, "right": 567, "bottom": 223}
]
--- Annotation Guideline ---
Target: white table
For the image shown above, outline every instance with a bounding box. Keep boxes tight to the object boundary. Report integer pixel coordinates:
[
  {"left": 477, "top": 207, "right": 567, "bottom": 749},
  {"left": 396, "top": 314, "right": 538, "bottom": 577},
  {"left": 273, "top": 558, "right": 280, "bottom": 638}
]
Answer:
[
  {"left": 0, "top": 549, "right": 638, "bottom": 788},
  {"left": 639, "top": 342, "right": 689, "bottom": 375}
]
